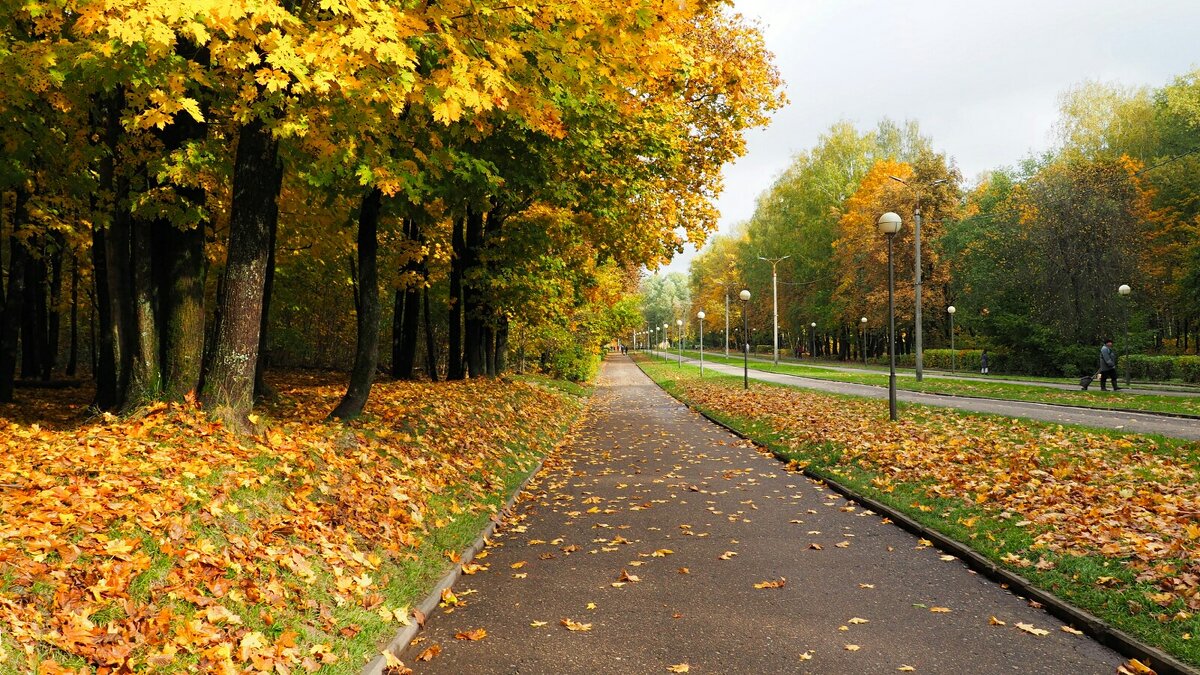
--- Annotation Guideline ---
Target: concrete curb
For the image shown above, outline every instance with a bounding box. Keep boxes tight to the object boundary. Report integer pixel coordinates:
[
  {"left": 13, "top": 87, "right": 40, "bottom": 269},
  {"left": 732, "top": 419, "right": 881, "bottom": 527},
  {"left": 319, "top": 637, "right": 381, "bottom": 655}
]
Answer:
[
  {"left": 361, "top": 445, "right": 560, "bottom": 674},
  {"left": 640, "top": 363, "right": 1199, "bottom": 675}
]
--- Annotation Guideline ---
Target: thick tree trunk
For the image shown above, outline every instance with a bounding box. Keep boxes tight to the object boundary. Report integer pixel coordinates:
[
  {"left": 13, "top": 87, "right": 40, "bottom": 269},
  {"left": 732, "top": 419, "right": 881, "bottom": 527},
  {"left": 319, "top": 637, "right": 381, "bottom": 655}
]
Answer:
[
  {"left": 422, "top": 285, "right": 438, "bottom": 381},
  {"left": 160, "top": 222, "right": 206, "bottom": 400},
  {"left": 463, "top": 207, "right": 485, "bottom": 378},
  {"left": 484, "top": 326, "right": 495, "bottom": 376},
  {"left": 20, "top": 253, "right": 41, "bottom": 378},
  {"left": 45, "top": 238, "right": 63, "bottom": 380},
  {"left": 66, "top": 253, "right": 78, "bottom": 377},
  {"left": 253, "top": 202, "right": 279, "bottom": 401},
  {"left": 330, "top": 188, "right": 383, "bottom": 421},
  {"left": 125, "top": 217, "right": 161, "bottom": 404},
  {"left": 200, "top": 119, "right": 280, "bottom": 426},
  {"left": 447, "top": 215, "right": 465, "bottom": 380},
  {"left": 91, "top": 223, "right": 119, "bottom": 408},
  {"left": 494, "top": 316, "right": 509, "bottom": 376},
  {"left": 0, "top": 194, "right": 29, "bottom": 403}
]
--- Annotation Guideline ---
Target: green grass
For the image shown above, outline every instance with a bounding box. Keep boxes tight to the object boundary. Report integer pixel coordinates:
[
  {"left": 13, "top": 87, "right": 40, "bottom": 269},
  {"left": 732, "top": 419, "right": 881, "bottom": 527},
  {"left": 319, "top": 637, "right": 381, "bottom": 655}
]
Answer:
[
  {"left": 637, "top": 357, "right": 1200, "bottom": 667},
  {"left": 667, "top": 349, "right": 1200, "bottom": 417}
]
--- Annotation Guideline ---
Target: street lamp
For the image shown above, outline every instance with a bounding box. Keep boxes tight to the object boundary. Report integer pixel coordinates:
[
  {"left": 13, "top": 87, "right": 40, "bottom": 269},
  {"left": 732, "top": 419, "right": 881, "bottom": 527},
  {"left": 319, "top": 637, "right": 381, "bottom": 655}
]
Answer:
[
  {"left": 1119, "top": 284, "right": 1131, "bottom": 387},
  {"left": 698, "top": 311, "right": 706, "bottom": 377},
  {"left": 877, "top": 212, "right": 903, "bottom": 421},
  {"left": 739, "top": 289, "right": 751, "bottom": 390},
  {"left": 676, "top": 319, "right": 683, "bottom": 366},
  {"left": 810, "top": 322, "right": 817, "bottom": 359},
  {"left": 947, "top": 306, "right": 957, "bottom": 372},
  {"left": 663, "top": 323, "right": 669, "bottom": 360},
  {"left": 889, "top": 175, "right": 947, "bottom": 382},
  {"left": 861, "top": 316, "right": 868, "bottom": 365},
  {"left": 757, "top": 256, "right": 790, "bottom": 366}
]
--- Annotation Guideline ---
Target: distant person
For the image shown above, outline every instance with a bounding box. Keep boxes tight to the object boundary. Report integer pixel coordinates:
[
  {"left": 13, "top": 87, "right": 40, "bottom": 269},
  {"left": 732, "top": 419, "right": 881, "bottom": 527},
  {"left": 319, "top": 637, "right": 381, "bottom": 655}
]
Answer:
[
  {"left": 980, "top": 349, "right": 989, "bottom": 375},
  {"left": 1099, "top": 338, "right": 1120, "bottom": 391}
]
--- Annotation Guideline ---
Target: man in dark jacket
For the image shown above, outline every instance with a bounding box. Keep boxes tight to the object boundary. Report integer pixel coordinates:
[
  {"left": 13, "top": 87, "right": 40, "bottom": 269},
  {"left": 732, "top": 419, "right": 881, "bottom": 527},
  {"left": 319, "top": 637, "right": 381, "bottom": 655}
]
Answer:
[{"left": 1099, "top": 339, "right": 1120, "bottom": 391}]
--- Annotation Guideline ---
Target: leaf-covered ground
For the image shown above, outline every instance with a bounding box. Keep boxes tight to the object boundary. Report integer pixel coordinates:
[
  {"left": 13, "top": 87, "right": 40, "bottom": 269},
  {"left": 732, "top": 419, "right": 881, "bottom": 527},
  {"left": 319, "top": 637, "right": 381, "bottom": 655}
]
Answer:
[
  {"left": 0, "top": 374, "right": 586, "bottom": 673},
  {"left": 641, "top": 360, "right": 1200, "bottom": 664}
]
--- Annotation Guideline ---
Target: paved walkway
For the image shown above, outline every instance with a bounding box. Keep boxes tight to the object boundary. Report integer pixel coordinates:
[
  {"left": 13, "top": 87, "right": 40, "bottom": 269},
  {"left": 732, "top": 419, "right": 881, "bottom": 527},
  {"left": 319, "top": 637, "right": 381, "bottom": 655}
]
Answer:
[
  {"left": 672, "top": 355, "right": 1200, "bottom": 440},
  {"left": 405, "top": 358, "right": 1123, "bottom": 674}
]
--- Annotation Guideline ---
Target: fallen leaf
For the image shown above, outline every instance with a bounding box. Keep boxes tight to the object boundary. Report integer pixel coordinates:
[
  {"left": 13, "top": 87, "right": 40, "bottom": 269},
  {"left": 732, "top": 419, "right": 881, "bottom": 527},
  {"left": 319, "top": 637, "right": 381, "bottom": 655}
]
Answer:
[
  {"left": 718, "top": 551, "right": 738, "bottom": 560},
  {"left": 844, "top": 644, "right": 860, "bottom": 652},
  {"left": 898, "top": 666, "right": 915, "bottom": 672},
  {"left": 848, "top": 617, "right": 869, "bottom": 625},
  {"left": 530, "top": 621, "right": 548, "bottom": 628},
  {"left": 1061, "top": 625, "right": 1084, "bottom": 635},
  {"left": 667, "top": 664, "right": 690, "bottom": 673},
  {"left": 1016, "top": 622, "right": 1049, "bottom": 636},
  {"left": 561, "top": 618, "right": 592, "bottom": 632},
  {"left": 455, "top": 628, "right": 487, "bottom": 641},
  {"left": 799, "top": 651, "right": 814, "bottom": 661},
  {"left": 1117, "top": 659, "right": 1156, "bottom": 675},
  {"left": 988, "top": 616, "right": 1006, "bottom": 626},
  {"left": 416, "top": 644, "right": 441, "bottom": 661}
]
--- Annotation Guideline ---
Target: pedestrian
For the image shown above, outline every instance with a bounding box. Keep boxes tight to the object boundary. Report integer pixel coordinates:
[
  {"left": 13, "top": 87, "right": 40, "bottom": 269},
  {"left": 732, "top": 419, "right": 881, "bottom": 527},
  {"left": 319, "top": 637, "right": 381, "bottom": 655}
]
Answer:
[
  {"left": 1099, "top": 338, "right": 1120, "bottom": 391},
  {"left": 980, "top": 349, "right": 989, "bottom": 375}
]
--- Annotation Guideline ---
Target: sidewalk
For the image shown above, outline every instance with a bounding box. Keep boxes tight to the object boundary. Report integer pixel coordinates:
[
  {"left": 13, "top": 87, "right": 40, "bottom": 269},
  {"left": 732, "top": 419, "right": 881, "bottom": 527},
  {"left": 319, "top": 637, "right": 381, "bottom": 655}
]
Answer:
[
  {"left": 669, "top": 354, "right": 1200, "bottom": 440},
  {"left": 404, "top": 357, "right": 1123, "bottom": 674}
]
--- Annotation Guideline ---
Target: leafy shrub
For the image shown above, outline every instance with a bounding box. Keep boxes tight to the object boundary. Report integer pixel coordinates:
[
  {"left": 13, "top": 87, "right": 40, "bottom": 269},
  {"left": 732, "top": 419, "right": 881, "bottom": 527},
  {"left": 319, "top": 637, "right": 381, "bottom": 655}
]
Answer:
[
  {"left": 1179, "top": 356, "right": 1200, "bottom": 384},
  {"left": 1125, "top": 355, "right": 1177, "bottom": 382}
]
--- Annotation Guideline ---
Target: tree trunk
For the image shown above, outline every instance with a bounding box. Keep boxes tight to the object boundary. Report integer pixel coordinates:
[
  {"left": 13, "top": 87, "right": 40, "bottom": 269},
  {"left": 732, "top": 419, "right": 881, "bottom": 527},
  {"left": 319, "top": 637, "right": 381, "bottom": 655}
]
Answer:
[
  {"left": 160, "top": 222, "right": 206, "bottom": 400},
  {"left": 422, "top": 284, "right": 438, "bottom": 381},
  {"left": 447, "top": 214, "right": 465, "bottom": 380},
  {"left": 45, "top": 237, "right": 63, "bottom": 380},
  {"left": 253, "top": 197, "right": 279, "bottom": 401},
  {"left": 494, "top": 316, "right": 509, "bottom": 375},
  {"left": 20, "top": 251, "right": 41, "bottom": 379},
  {"left": 484, "top": 326, "right": 495, "bottom": 376},
  {"left": 91, "top": 222, "right": 119, "bottom": 408},
  {"left": 66, "top": 253, "right": 78, "bottom": 377},
  {"left": 394, "top": 218, "right": 421, "bottom": 379},
  {"left": 330, "top": 188, "right": 383, "bottom": 421},
  {"left": 125, "top": 216, "right": 161, "bottom": 405},
  {"left": 463, "top": 207, "right": 485, "bottom": 378},
  {"left": 391, "top": 288, "right": 405, "bottom": 378},
  {"left": 0, "top": 193, "right": 29, "bottom": 403},
  {"left": 200, "top": 119, "right": 280, "bottom": 426}
]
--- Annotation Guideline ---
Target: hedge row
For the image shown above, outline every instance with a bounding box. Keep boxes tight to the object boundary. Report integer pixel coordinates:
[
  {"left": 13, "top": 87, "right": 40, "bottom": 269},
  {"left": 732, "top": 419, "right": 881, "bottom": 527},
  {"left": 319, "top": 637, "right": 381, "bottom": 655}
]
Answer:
[
  {"left": 1124, "top": 355, "right": 1200, "bottom": 384},
  {"left": 874, "top": 349, "right": 1006, "bottom": 373}
]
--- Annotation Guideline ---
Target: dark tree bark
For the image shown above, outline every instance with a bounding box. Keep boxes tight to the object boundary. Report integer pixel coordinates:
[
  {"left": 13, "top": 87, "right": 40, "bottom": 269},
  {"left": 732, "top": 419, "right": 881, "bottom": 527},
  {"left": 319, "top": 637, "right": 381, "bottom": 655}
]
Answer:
[
  {"left": 395, "top": 219, "right": 422, "bottom": 380},
  {"left": 45, "top": 236, "right": 64, "bottom": 380},
  {"left": 484, "top": 326, "right": 495, "bottom": 377},
  {"left": 422, "top": 284, "right": 438, "bottom": 381},
  {"left": 125, "top": 216, "right": 161, "bottom": 404},
  {"left": 493, "top": 316, "right": 509, "bottom": 376},
  {"left": 66, "top": 253, "right": 78, "bottom": 377},
  {"left": 447, "top": 214, "right": 465, "bottom": 380},
  {"left": 330, "top": 188, "right": 383, "bottom": 421},
  {"left": 91, "top": 222, "right": 119, "bottom": 408},
  {"left": 253, "top": 185, "right": 280, "bottom": 402},
  {"left": 463, "top": 207, "right": 485, "bottom": 378},
  {"left": 20, "top": 250, "right": 41, "bottom": 378},
  {"left": 160, "top": 222, "right": 206, "bottom": 400},
  {"left": 199, "top": 119, "right": 280, "bottom": 426},
  {"left": 391, "top": 288, "right": 405, "bottom": 378},
  {"left": 0, "top": 193, "right": 29, "bottom": 402}
]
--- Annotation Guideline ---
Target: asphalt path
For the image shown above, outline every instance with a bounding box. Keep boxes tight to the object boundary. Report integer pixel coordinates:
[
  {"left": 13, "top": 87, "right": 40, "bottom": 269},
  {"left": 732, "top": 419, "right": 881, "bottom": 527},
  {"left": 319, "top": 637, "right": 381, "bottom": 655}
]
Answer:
[
  {"left": 670, "top": 355, "right": 1200, "bottom": 440},
  {"left": 404, "top": 358, "right": 1124, "bottom": 674}
]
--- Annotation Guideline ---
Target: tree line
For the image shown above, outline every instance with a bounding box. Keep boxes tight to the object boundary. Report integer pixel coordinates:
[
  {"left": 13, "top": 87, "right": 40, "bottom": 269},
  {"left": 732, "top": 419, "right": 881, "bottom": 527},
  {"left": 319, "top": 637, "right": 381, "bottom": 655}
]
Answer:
[
  {"left": 677, "top": 71, "right": 1200, "bottom": 376},
  {"left": 0, "top": 1, "right": 784, "bottom": 423}
]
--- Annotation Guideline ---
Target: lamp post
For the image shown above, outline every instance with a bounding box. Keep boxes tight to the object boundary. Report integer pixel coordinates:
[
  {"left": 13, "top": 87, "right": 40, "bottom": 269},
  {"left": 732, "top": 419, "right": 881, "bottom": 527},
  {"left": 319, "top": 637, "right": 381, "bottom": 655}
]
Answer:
[
  {"left": 889, "top": 175, "right": 946, "bottom": 382},
  {"left": 698, "top": 311, "right": 706, "bottom": 377},
  {"left": 757, "top": 256, "right": 790, "bottom": 366},
  {"left": 1119, "top": 284, "right": 1131, "bottom": 387},
  {"left": 947, "top": 306, "right": 957, "bottom": 372},
  {"left": 878, "top": 212, "right": 903, "bottom": 421},
  {"left": 810, "top": 322, "right": 817, "bottom": 359},
  {"left": 739, "top": 289, "right": 751, "bottom": 390},
  {"left": 861, "top": 316, "right": 868, "bottom": 365},
  {"left": 676, "top": 319, "right": 683, "bottom": 366},
  {"left": 663, "top": 323, "right": 669, "bottom": 360}
]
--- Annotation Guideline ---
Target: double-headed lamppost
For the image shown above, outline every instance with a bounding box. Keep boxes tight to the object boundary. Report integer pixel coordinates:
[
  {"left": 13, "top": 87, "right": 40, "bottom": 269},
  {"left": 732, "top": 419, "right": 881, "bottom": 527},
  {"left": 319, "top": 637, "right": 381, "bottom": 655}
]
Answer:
[
  {"left": 947, "top": 305, "right": 957, "bottom": 372},
  {"left": 697, "top": 311, "right": 706, "bottom": 377},
  {"left": 757, "top": 256, "right": 790, "bottom": 366},
  {"left": 1119, "top": 284, "right": 1131, "bottom": 387},
  {"left": 676, "top": 319, "right": 683, "bottom": 366},
  {"left": 878, "top": 212, "right": 903, "bottom": 421},
  {"left": 889, "top": 175, "right": 946, "bottom": 382},
  {"left": 861, "top": 316, "right": 868, "bottom": 365},
  {"left": 739, "top": 289, "right": 751, "bottom": 389}
]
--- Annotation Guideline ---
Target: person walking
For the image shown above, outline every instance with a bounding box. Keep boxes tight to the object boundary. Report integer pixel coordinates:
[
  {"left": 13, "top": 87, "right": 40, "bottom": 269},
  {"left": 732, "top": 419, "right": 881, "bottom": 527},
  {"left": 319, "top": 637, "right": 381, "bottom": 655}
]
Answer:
[
  {"left": 1099, "top": 339, "right": 1120, "bottom": 391},
  {"left": 980, "top": 349, "right": 989, "bottom": 375}
]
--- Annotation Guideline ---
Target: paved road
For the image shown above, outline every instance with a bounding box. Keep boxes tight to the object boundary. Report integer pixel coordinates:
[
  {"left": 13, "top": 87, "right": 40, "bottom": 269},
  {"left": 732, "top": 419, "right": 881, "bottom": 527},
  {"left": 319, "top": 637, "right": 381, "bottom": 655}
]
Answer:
[
  {"left": 404, "top": 358, "right": 1124, "bottom": 674},
  {"left": 672, "top": 355, "right": 1200, "bottom": 440}
]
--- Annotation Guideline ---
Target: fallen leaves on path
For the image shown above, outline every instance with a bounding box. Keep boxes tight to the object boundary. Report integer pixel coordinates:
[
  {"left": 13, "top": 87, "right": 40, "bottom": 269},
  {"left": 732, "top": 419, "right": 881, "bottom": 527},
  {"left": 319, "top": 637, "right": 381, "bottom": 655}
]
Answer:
[
  {"left": 454, "top": 628, "right": 487, "bottom": 641},
  {"left": 753, "top": 578, "right": 787, "bottom": 589},
  {"left": 561, "top": 618, "right": 592, "bottom": 632},
  {"left": 667, "top": 664, "right": 690, "bottom": 673},
  {"left": 1016, "top": 622, "right": 1049, "bottom": 636}
]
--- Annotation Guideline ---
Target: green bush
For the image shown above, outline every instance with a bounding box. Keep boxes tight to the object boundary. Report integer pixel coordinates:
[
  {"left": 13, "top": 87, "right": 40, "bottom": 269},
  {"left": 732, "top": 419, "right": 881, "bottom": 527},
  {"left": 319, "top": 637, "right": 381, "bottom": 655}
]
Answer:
[
  {"left": 1179, "top": 356, "right": 1200, "bottom": 384},
  {"left": 876, "top": 349, "right": 1008, "bottom": 373},
  {"left": 1125, "top": 355, "right": 1177, "bottom": 382}
]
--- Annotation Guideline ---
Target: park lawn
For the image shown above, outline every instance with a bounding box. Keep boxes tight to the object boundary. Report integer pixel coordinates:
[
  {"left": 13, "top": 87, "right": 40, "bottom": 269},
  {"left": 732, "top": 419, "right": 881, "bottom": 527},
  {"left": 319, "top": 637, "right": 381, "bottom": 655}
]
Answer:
[
  {"left": 637, "top": 357, "right": 1200, "bottom": 667},
  {"left": 0, "top": 372, "right": 588, "bottom": 674},
  {"left": 669, "top": 350, "right": 1200, "bottom": 417}
]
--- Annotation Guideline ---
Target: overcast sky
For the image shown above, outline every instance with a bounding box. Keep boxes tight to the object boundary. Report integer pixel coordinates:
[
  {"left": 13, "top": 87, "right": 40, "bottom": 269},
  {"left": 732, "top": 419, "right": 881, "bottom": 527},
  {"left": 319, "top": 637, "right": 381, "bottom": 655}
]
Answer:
[{"left": 659, "top": 0, "right": 1200, "bottom": 276}]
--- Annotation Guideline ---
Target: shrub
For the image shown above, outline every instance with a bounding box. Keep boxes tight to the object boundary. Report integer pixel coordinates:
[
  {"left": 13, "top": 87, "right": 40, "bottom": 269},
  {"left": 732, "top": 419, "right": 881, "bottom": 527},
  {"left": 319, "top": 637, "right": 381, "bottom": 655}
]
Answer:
[
  {"left": 1125, "top": 355, "right": 1177, "bottom": 382},
  {"left": 1179, "top": 356, "right": 1200, "bottom": 384}
]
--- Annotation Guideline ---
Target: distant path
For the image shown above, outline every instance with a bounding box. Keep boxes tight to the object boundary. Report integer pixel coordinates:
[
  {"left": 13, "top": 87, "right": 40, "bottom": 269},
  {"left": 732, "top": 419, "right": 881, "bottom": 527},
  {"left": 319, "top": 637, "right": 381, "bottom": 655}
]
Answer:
[
  {"left": 406, "top": 357, "right": 1123, "bottom": 674},
  {"left": 674, "top": 356, "right": 1200, "bottom": 440}
]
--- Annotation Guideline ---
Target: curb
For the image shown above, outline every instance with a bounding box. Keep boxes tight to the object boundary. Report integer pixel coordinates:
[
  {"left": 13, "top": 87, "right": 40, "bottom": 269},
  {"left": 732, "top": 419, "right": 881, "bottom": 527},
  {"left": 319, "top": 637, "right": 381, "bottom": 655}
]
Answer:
[
  {"left": 361, "top": 445, "right": 560, "bottom": 674},
  {"left": 641, "top": 364, "right": 1199, "bottom": 675}
]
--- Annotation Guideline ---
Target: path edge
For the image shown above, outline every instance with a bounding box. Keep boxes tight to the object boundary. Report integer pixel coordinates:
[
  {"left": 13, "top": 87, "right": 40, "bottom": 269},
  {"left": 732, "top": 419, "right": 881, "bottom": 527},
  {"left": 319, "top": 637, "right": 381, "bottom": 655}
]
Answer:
[
  {"left": 649, "top": 369, "right": 1199, "bottom": 675},
  {"left": 361, "top": 425, "right": 570, "bottom": 674}
]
